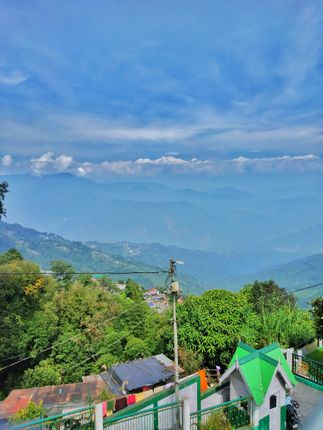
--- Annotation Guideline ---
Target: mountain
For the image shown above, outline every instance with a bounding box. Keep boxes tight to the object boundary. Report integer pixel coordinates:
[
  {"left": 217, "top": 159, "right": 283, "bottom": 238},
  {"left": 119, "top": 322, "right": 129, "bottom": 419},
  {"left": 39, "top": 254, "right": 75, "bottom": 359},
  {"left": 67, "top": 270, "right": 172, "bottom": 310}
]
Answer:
[
  {"left": 3, "top": 173, "right": 323, "bottom": 255},
  {"left": 263, "top": 223, "right": 323, "bottom": 255},
  {"left": 222, "top": 253, "right": 323, "bottom": 306},
  {"left": 0, "top": 221, "right": 200, "bottom": 293},
  {"left": 86, "top": 240, "right": 296, "bottom": 286},
  {"left": 0, "top": 221, "right": 322, "bottom": 304}
]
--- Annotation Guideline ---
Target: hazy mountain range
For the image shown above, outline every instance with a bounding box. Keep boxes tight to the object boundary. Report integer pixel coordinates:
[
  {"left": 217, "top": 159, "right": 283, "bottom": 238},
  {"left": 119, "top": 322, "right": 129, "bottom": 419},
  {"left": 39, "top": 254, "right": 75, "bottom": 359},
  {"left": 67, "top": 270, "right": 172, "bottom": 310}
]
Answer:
[
  {"left": 1, "top": 172, "right": 322, "bottom": 304},
  {"left": 2, "top": 172, "right": 323, "bottom": 255},
  {"left": 0, "top": 220, "right": 322, "bottom": 305}
]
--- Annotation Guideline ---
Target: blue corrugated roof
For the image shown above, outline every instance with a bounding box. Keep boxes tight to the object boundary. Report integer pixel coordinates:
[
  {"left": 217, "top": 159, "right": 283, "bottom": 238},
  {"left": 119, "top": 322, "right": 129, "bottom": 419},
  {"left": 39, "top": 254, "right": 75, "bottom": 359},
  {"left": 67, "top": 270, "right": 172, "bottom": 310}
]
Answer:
[{"left": 102, "top": 355, "right": 175, "bottom": 393}]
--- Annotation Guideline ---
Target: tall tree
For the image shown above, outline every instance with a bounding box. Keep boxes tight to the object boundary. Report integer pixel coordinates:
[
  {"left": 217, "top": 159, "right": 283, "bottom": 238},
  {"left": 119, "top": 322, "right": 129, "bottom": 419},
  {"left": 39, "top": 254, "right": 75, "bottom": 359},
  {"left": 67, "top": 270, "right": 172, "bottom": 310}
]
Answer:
[
  {"left": 176, "top": 289, "right": 256, "bottom": 366},
  {"left": 311, "top": 297, "right": 323, "bottom": 339},
  {"left": 242, "top": 280, "right": 295, "bottom": 314},
  {"left": 50, "top": 260, "right": 74, "bottom": 288}
]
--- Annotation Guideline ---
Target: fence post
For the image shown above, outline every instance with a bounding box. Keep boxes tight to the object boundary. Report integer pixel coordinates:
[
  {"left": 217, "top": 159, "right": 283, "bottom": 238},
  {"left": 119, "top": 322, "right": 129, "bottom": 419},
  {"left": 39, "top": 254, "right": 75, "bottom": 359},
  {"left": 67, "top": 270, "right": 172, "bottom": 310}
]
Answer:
[
  {"left": 182, "top": 398, "right": 191, "bottom": 430},
  {"left": 285, "top": 348, "right": 294, "bottom": 370},
  {"left": 95, "top": 403, "right": 103, "bottom": 430}
]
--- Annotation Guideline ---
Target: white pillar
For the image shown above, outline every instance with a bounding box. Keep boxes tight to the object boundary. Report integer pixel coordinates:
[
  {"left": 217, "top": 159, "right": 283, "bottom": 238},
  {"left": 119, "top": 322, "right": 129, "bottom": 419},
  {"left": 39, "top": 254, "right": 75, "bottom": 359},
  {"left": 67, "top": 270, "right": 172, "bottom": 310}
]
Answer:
[
  {"left": 95, "top": 403, "right": 103, "bottom": 430},
  {"left": 286, "top": 348, "right": 294, "bottom": 370},
  {"left": 182, "top": 398, "right": 191, "bottom": 430}
]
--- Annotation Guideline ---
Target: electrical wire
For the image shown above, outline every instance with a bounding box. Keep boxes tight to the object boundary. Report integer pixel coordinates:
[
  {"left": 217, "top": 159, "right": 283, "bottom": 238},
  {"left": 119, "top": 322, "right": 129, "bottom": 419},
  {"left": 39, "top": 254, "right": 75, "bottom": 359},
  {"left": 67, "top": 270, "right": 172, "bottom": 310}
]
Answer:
[
  {"left": 0, "top": 302, "right": 144, "bottom": 373},
  {"left": 68, "top": 320, "right": 143, "bottom": 374},
  {"left": 289, "top": 282, "right": 323, "bottom": 294},
  {"left": 0, "top": 270, "right": 168, "bottom": 275}
]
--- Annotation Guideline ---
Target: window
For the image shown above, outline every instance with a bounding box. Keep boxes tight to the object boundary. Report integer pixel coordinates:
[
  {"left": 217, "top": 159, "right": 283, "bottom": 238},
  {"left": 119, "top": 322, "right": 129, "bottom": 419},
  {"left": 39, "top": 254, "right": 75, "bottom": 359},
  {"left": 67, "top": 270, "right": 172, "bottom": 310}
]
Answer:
[{"left": 270, "top": 395, "right": 277, "bottom": 409}]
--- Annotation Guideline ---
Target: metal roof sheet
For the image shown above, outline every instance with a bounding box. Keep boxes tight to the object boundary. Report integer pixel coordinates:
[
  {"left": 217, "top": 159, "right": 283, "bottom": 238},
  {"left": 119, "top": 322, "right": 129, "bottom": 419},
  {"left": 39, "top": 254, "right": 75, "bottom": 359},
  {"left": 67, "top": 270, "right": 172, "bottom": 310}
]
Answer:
[
  {"left": 103, "top": 354, "right": 177, "bottom": 393},
  {"left": 228, "top": 342, "right": 296, "bottom": 405}
]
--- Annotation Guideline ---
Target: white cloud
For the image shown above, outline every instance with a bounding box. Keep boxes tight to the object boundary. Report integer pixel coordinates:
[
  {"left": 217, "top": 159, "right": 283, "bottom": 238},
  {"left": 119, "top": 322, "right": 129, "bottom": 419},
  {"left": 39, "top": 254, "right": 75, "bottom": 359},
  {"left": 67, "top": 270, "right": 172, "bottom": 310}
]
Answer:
[
  {"left": 22, "top": 152, "right": 323, "bottom": 178},
  {"left": 1, "top": 154, "right": 12, "bottom": 167},
  {"left": 54, "top": 154, "right": 73, "bottom": 170},
  {"left": 135, "top": 156, "right": 190, "bottom": 165},
  {"left": 0, "top": 70, "right": 29, "bottom": 86},
  {"left": 30, "top": 152, "right": 74, "bottom": 175},
  {"left": 73, "top": 154, "right": 322, "bottom": 177},
  {"left": 228, "top": 154, "right": 321, "bottom": 172}
]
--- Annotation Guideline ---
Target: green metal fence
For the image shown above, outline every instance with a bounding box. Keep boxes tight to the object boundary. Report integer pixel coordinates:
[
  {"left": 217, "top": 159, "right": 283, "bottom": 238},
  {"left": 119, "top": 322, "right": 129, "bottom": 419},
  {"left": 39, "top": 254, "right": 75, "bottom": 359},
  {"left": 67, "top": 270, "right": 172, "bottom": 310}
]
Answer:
[
  {"left": 190, "top": 397, "right": 251, "bottom": 430},
  {"left": 292, "top": 353, "right": 323, "bottom": 386},
  {"left": 11, "top": 406, "right": 95, "bottom": 430},
  {"left": 104, "top": 401, "right": 182, "bottom": 430}
]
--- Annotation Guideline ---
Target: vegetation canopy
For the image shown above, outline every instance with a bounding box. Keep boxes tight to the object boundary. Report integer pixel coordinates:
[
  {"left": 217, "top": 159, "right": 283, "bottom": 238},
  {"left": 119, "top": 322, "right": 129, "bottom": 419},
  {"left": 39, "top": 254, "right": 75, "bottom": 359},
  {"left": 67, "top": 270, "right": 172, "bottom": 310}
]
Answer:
[{"left": 0, "top": 250, "right": 317, "bottom": 400}]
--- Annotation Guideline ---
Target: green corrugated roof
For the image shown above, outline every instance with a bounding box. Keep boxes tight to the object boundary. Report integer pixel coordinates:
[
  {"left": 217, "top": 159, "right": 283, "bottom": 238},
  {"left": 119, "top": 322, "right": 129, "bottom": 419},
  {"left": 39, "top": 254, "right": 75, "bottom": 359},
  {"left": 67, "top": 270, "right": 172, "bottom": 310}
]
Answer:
[
  {"left": 261, "top": 344, "right": 297, "bottom": 385},
  {"left": 228, "top": 342, "right": 296, "bottom": 405},
  {"left": 228, "top": 342, "right": 254, "bottom": 368}
]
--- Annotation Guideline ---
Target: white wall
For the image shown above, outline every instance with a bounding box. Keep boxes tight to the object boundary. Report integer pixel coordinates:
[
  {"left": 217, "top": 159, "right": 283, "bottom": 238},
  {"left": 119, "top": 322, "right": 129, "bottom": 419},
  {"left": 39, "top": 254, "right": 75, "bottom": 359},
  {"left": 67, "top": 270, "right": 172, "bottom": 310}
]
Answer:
[
  {"left": 201, "top": 390, "right": 222, "bottom": 409},
  {"left": 256, "top": 373, "right": 286, "bottom": 429},
  {"left": 230, "top": 371, "right": 249, "bottom": 400}
]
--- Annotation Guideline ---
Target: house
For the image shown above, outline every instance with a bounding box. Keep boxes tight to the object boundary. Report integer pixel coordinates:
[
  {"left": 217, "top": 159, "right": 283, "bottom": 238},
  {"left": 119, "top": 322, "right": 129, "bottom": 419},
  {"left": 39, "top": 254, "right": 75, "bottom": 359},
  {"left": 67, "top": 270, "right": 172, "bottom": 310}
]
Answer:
[
  {"left": 220, "top": 342, "right": 297, "bottom": 430},
  {"left": 101, "top": 354, "right": 183, "bottom": 395},
  {"left": 0, "top": 380, "right": 106, "bottom": 421},
  {"left": 143, "top": 288, "right": 169, "bottom": 312}
]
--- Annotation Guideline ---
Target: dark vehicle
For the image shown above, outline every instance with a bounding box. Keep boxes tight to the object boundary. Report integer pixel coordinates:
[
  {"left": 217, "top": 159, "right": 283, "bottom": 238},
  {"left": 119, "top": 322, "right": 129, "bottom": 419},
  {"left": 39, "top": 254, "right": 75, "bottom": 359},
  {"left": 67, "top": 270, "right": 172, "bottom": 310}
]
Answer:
[{"left": 286, "top": 397, "right": 301, "bottom": 430}]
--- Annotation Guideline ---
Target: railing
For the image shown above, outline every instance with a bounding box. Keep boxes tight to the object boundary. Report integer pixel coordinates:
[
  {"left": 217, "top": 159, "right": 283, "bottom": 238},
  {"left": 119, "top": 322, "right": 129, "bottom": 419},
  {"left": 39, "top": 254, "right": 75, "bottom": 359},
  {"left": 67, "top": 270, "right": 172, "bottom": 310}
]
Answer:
[
  {"left": 10, "top": 406, "right": 95, "bottom": 430},
  {"left": 292, "top": 352, "right": 323, "bottom": 386},
  {"left": 190, "top": 397, "right": 251, "bottom": 430},
  {"left": 104, "top": 401, "right": 182, "bottom": 430}
]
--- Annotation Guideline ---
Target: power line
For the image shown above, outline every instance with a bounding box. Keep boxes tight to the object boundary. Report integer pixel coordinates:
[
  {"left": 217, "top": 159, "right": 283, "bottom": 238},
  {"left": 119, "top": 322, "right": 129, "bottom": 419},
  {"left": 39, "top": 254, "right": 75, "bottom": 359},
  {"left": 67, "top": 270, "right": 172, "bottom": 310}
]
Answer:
[
  {"left": 0, "top": 270, "right": 168, "bottom": 275},
  {"left": 68, "top": 321, "right": 143, "bottom": 374},
  {"left": 289, "top": 282, "right": 323, "bottom": 294},
  {"left": 0, "top": 302, "right": 144, "bottom": 373}
]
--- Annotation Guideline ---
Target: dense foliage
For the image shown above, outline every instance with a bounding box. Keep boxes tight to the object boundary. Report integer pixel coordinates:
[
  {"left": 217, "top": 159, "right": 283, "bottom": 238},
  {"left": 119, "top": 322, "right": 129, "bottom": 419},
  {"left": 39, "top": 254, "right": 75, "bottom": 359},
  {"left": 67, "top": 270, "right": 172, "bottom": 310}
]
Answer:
[
  {"left": 10, "top": 401, "right": 46, "bottom": 423},
  {"left": 311, "top": 297, "right": 323, "bottom": 339},
  {"left": 0, "top": 251, "right": 317, "bottom": 399}
]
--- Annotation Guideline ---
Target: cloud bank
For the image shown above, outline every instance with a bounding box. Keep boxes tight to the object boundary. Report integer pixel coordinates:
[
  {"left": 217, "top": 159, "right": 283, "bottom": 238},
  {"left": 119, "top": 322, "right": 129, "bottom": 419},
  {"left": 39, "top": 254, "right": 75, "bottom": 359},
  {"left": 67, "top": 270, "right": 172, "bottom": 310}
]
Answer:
[{"left": 1, "top": 152, "right": 321, "bottom": 178}]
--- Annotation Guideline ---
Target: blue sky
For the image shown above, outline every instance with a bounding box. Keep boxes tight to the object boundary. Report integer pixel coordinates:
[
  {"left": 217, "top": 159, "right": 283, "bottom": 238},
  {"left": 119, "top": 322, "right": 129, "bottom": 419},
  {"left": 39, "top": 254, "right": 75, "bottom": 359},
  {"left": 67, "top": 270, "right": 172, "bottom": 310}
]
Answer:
[{"left": 0, "top": 0, "right": 323, "bottom": 178}]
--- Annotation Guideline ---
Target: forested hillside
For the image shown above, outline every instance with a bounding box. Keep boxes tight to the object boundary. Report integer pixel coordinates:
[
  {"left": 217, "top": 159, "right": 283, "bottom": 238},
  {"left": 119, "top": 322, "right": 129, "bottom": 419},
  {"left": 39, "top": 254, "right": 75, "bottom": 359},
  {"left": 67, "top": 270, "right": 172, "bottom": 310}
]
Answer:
[
  {"left": 0, "top": 250, "right": 317, "bottom": 400},
  {"left": 0, "top": 221, "right": 200, "bottom": 293}
]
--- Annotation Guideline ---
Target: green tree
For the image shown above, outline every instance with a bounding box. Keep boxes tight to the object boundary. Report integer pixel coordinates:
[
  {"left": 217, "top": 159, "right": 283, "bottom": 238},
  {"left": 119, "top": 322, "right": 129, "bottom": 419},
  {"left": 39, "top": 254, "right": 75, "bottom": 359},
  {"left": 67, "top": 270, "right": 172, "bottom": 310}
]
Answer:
[
  {"left": 0, "top": 248, "right": 23, "bottom": 264},
  {"left": 311, "top": 297, "right": 323, "bottom": 339},
  {"left": 10, "top": 401, "right": 46, "bottom": 423},
  {"left": 255, "top": 305, "right": 315, "bottom": 347},
  {"left": 125, "top": 278, "right": 143, "bottom": 301},
  {"left": 242, "top": 281, "right": 315, "bottom": 348},
  {"left": 78, "top": 274, "right": 94, "bottom": 287},
  {"left": 0, "top": 259, "right": 44, "bottom": 360},
  {"left": 124, "top": 336, "right": 152, "bottom": 361},
  {"left": 0, "top": 181, "right": 8, "bottom": 218},
  {"left": 50, "top": 260, "right": 74, "bottom": 288},
  {"left": 178, "top": 348, "right": 203, "bottom": 376},
  {"left": 200, "top": 410, "right": 233, "bottom": 430},
  {"left": 22, "top": 360, "right": 62, "bottom": 388},
  {"left": 177, "top": 290, "right": 256, "bottom": 366},
  {"left": 242, "top": 280, "right": 295, "bottom": 315},
  {"left": 98, "top": 276, "right": 119, "bottom": 293}
]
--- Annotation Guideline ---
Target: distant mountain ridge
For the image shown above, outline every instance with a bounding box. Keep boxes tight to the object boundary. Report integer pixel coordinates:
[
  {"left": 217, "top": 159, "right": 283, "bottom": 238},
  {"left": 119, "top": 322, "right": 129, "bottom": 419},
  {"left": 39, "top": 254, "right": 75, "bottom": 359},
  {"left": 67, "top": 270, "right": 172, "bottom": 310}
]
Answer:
[
  {"left": 3, "top": 173, "right": 323, "bottom": 254},
  {"left": 0, "top": 221, "right": 201, "bottom": 293},
  {"left": 0, "top": 220, "right": 322, "bottom": 305}
]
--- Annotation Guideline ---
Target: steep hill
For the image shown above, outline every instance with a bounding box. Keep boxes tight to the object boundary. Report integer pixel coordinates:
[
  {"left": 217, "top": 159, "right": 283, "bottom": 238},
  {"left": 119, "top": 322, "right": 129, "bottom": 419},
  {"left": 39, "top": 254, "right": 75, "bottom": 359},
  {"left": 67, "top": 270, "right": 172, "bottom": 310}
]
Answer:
[
  {"left": 0, "top": 221, "right": 200, "bottom": 292},
  {"left": 224, "top": 254, "right": 323, "bottom": 306}
]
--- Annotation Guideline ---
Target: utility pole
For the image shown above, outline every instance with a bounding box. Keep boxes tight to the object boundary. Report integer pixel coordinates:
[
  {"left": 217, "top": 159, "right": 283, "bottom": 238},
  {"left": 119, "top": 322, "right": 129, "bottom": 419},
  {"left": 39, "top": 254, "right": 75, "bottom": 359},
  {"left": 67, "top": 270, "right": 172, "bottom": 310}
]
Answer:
[{"left": 168, "top": 258, "right": 182, "bottom": 429}]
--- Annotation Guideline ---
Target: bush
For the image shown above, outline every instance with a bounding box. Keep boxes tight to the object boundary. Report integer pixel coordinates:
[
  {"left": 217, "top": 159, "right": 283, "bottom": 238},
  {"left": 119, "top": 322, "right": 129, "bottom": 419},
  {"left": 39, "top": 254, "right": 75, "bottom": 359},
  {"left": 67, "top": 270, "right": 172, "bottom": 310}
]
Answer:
[
  {"left": 200, "top": 410, "right": 233, "bottom": 430},
  {"left": 10, "top": 401, "right": 46, "bottom": 423}
]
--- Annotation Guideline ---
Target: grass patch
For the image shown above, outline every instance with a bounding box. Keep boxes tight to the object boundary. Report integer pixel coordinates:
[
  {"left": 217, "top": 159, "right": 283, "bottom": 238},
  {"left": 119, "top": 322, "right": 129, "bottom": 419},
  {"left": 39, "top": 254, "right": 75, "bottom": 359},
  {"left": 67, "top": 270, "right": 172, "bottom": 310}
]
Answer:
[{"left": 306, "top": 348, "right": 323, "bottom": 364}]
